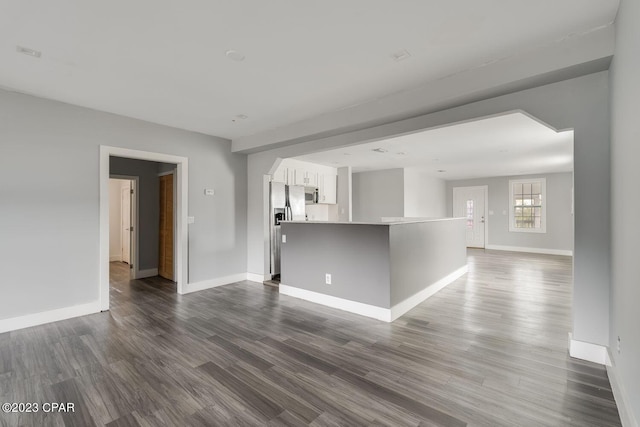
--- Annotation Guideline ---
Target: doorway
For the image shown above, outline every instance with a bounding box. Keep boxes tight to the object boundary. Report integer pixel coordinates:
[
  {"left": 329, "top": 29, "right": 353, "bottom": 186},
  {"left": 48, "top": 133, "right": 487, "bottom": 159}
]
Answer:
[
  {"left": 100, "top": 146, "right": 188, "bottom": 311},
  {"left": 109, "top": 177, "right": 137, "bottom": 279},
  {"left": 453, "top": 186, "right": 488, "bottom": 248}
]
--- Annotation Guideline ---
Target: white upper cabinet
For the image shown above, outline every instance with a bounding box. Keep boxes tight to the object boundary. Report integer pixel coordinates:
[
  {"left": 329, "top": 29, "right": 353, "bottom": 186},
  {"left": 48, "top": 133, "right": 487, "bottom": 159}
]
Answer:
[
  {"left": 318, "top": 173, "right": 337, "bottom": 204},
  {"left": 272, "top": 167, "right": 287, "bottom": 183},
  {"left": 272, "top": 158, "right": 337, "bottom": 204}
]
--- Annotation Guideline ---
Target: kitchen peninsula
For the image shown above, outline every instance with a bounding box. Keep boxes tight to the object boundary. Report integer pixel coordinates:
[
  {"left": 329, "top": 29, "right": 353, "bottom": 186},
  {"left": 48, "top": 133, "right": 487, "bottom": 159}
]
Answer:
[{"left": 279, "top": 218, "right": 467, "bottom": 322}]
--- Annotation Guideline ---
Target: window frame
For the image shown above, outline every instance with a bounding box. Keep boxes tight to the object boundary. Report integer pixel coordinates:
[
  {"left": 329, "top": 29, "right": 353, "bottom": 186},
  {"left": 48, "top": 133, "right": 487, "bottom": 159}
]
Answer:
[{"left": 508, "top": 178, "right": 547, "bottom": 233}]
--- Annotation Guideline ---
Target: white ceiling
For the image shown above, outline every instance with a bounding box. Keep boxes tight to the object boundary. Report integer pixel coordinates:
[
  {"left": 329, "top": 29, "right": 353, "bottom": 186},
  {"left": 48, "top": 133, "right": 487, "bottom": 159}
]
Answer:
[
  {"left": 1, "top": 1, "right": 618, "bottom": 140},
  {"left": 292, "top": 112, "right": 573, "bottom": 180}
]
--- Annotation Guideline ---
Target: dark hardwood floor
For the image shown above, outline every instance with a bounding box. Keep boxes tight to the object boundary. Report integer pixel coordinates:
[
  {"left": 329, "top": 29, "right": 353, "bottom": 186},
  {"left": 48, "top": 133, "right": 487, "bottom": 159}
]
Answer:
[{"left": 0, "top": 252, "right": 621, "bottom": 426}]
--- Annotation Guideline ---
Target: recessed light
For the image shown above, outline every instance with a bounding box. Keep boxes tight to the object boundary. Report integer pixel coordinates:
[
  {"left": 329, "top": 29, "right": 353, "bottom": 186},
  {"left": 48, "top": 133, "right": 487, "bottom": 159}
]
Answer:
[
  {"left": 372, "top": 148, "right": 388, "bottom": 153},
  {"left": 499, "top": 149, "right": 509, "bottom": 153},
  {"left": 437, "top": 170, "right": 446, "bottom": 173},
  {"left": 231, "top": 114, "right": 248, "bottom": 122},
  {"left": 433, "top": 158, "right": 440, "bottom": 162},
  {"left": 396, "top": 152, "right": 406, "bottom": 155},
  {"left": 16, "top": 46, "right": 41, "bottom": 58},
  {"left": 343, "top": 153, "right": 351, "bottom": 156},
  {"left": 390, "top": 49, "right": 411, "bottom": 62},
  {"left": 225, "top": 50, "right": 245, "bottom": 62}
]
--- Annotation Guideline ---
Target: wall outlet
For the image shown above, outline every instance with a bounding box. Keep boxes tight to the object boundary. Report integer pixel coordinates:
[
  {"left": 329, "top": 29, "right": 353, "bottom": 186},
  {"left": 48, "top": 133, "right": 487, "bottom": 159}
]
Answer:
[
  {"left": 617, "top": 336, "right": 621, "bottom": 354},
  {"left": 204, "top": 188, "right": 215, "bottom": 196},
  {"left": 282, "top": 234, "right": 286, "bottom": 243},
  {"left": 187, "top": 216, "right": 195, "bottom": 224},
  {"left": 325, "top": 273, "right": 332, "bottom": 285}
]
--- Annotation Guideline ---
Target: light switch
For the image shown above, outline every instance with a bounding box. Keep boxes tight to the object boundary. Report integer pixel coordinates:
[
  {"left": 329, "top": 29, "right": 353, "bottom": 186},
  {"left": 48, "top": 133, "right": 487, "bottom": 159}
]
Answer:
[
  {"left": 489, "top": 210, "right": 494, "bottom": 215},
  {"left": 282, "top": 234, "right": 286, "bottom": 243},
  {"left": 502, "top": 210, "right": 507, "bottom": 215},
  {"left": 187, "top": 216, "right": 195, "bottom": 224},
  {"left": 204, "top": 189, "right": 215, "bottom": 196}
]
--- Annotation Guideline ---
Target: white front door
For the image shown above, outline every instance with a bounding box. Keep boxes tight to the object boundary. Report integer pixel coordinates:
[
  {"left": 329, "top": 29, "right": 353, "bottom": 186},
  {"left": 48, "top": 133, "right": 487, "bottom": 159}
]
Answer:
[
  {"left": 121, "top": 183, "right": 131, "bottom": 264},
  {"left": 453, "top": 186, "right": 486, "bottom": 248}
]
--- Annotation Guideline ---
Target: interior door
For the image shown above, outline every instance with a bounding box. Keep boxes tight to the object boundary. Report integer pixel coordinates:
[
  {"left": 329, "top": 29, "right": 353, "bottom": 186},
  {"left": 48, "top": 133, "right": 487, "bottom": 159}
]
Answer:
[
  {"left": 159, "top": 174, "right": 174, "bottom": 281},
  {"left": 453, "top": 186, "right": 486, "bottom": 248},
  {"left": 121, "top": 183, "right": 131, "bottom": 263}
]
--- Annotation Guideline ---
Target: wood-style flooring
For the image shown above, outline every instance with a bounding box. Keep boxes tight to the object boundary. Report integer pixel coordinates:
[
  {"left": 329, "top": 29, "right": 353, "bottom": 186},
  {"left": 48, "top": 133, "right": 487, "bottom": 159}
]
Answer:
[{"left": 0, "top": 251, "right": 621, "bottom": 426}]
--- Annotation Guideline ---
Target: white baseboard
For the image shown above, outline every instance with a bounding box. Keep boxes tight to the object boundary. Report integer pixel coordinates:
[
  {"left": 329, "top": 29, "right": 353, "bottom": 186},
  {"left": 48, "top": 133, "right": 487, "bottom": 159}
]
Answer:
[
  {"left": 486, "top": 244, "right": 573, "bottom": 256},
  {"left": 247, "top": 272, "right": 268, "bottom": 283},
  {"left": 280, "top": 265, "right": 468, "bottom": 323},
  {"left": 136, "top": 268, "right": 158, "bottom": 279},
  {"left": 568, "top": 333, "right": 610, "bottom": 365},
  {"left": 182, "top": 273, "right": 248, "bottom": 294},
  {"left": 390, "top": 265, "right": 468, "bottom": 321},
  {"left": 279, "top": 285, "right": 392, "bottom": 321},
  {"left": 0, "top": 301, "right": 101, "bottom": 334},
  {"left": 607, "top": 354, "right": 639, "bottom": 427},
  {"left": 109, "top": 255, "right": 122, "bottom": 262}
]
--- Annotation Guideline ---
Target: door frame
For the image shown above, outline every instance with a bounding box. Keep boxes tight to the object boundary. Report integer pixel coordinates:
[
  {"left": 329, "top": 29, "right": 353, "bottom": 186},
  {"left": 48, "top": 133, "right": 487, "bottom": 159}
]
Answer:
[
  {"left": 100, "top": 146, "right": 188, "bottom": 311},
  {"left": 110, "top": 175, "right": 138, "bottom": 279},
  {"left": 452, "top": 185, "right": 489, "bottom": 248}
]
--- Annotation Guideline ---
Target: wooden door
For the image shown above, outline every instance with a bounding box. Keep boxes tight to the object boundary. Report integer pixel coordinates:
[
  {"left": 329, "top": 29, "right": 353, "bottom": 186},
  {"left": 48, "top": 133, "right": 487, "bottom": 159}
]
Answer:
[{"left": 159, "top": 174, "right": 174, "bottom": 280}]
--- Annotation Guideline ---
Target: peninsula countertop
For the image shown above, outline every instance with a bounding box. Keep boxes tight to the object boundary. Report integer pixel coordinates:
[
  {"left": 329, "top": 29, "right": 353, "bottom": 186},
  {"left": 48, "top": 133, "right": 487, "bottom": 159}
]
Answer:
[{"left": 282, "top": 217, "right": 465, "bottom": 226}]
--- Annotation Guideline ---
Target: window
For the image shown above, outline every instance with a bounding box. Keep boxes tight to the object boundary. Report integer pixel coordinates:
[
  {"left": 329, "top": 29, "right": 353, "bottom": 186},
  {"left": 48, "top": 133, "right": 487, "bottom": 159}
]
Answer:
[
  {"left": 466, "top": 199, "right": 474, "bottom": 229},
  {"left": 509, "top": 178, "right": 546, "bottom": 233}
]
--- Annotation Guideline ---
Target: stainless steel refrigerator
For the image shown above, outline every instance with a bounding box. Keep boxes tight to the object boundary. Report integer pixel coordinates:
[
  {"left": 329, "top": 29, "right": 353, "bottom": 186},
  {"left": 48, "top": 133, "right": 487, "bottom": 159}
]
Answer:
[{"left": 270, "top": 182, "right": 305, "bottom": 278}]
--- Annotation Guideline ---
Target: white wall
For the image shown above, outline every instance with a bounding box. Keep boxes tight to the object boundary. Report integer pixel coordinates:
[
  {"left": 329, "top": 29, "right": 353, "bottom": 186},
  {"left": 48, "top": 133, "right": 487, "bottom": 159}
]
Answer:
[
  {"left": 403, "top": 169, "right": 447, "bottom": 218},
  {"left": 108, "top": 179, "right": 128, "bottom": 261},
  {"left": 609, "top": 0, "right": 640, "bottom": 423},
  {"left": 446, "top": 172, "right": 574, "bottom": 253},
  {"left": 246, "top": 72, "right": 610, "bottom": 350},
  {"left": 0, "top": 89, "right": 247, "bottom": 322},
  {"left": 352, "top": 169, "right": 404, "bottom": 222}
]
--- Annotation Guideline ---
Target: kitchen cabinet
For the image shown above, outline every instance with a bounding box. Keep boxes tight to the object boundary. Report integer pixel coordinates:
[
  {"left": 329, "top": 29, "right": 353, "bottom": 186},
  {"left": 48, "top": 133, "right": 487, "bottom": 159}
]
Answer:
[
  {"left": 272, "top": 168, "right": 287, "bottom": 183},
  {"left": 294, "top": 168, "right": 317, "bottom": 187},
  {"left": 318, "top": 173, "right": 337, "bottom": 204}
]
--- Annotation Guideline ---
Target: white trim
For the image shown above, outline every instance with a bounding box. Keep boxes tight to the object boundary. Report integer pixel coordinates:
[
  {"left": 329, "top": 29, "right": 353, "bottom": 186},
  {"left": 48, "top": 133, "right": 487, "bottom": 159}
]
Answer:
[
  {"left": 0, "top": 301, "right": 101, "bottom": 334},
  {"left": 109, "top": 255, "right": 122, "bottom": 262},
  {"left": 247, "top": 272, "right": 268, "bottom": 283},
  {"left": 568, "top": 333, "right": 610, "bottom": 365},
  {"left": 280, "top": 265, "right": 467, "bottom": 322},
  {"left": 279, "top": 285, "right": 393, "bottom": 322},
  {"left": 389, "top": 265, "right": 468, "bottom": 321},
  {"left": 182, "top": 273, "right": 248, "bottom": 294},
  {"left": 157, "top": 170, "right": 175, "bottom": 177},
  {"left": 509, "top": 177, "right": 547, "bottom": 233},
  {"left": 486, "top": 244, "right": 573, "bottom": 256},
  {"left": 136, "top": 268, "right": 158, "bottom": 279},
  {"left": 607, "top": 355, "right": 639, "bottom": 427},
  {"left": 101, "top": 146, "right": 189, "bottom": 311}
]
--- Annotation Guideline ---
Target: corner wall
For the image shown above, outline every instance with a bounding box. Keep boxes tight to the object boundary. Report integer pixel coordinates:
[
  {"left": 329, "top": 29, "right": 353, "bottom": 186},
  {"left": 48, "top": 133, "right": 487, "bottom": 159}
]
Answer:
[
  {"left": 609, "top": 0, "right": 640, "bottom": 423},
  {"left": 352, "top": 169, "right": 404, "bottom": 222},
  {"left": 0, "top": 90, "right": 247, "bottom": 322}
]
